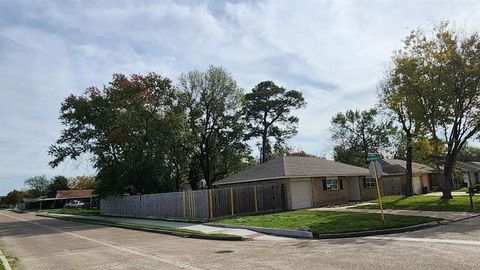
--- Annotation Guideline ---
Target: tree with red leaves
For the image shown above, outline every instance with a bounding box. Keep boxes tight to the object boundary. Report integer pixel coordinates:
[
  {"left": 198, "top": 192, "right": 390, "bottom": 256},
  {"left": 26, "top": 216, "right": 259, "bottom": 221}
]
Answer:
[{"left": 49, "top": 73, "right": 190, "bottom": 197}]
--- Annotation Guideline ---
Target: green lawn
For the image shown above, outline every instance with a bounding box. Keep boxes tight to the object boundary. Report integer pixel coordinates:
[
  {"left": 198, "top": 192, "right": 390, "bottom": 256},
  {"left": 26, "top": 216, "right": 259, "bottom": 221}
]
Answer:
[
  {"left": 453, "top": 187, "right": 469, "bottom": 192},
  {"left": 355, "top": 195, "right": 480, "bottom": 212},
  {"left": 0, "top": 248, "right": 4, "bottom": 270},
  {"left": 38, "top": 208, "right": 100, "bottom": 216},
  {"left": 0, "top": 248, "right": 18, "bottom": 270},
  {"left": 210, "top": 210, "right": 439, "bottom": 235}
]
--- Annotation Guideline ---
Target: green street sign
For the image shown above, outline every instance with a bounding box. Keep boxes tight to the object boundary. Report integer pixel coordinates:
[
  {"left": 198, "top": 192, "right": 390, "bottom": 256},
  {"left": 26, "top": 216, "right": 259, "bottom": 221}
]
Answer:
[{"left": 367, "top": 153, "right": 381, "bottom": 162}]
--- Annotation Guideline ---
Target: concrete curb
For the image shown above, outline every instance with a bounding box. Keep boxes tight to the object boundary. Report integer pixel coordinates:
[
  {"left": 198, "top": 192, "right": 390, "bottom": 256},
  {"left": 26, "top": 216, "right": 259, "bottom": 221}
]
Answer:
[
  {"left": 0, "top": 249, "right": 13, "bottom": 270},
  {"left": 438, "top": 213, "right": 480, "bottom": 225},
  {"left": 315, "top": 221, "right": 440, "bottom": 239},
  {"left": 208, "top": 223, "right": 314, "bottom": 238},
  {"left": 37, "top": 213, "right": 245, "bottom": 241},
  {"left": 209, "top": 221, "right": 444, "bottom": 240}
]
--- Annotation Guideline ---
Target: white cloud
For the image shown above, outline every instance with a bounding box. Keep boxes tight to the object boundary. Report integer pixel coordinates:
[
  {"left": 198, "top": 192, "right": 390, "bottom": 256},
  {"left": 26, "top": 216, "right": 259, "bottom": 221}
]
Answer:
[{"left": 1, "top": 0, "right": 480, "bottom": 194}]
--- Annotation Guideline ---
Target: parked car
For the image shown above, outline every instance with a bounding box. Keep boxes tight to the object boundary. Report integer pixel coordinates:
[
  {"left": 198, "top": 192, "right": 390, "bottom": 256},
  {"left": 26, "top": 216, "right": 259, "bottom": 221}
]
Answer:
[{"left": 65, "top": 200, "right": 85, "bottom": 209}]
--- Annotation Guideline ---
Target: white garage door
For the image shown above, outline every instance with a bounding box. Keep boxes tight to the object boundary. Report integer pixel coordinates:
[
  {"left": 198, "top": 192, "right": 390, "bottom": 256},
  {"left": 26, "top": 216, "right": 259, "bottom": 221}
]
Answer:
[
  {"left": 413, "top": 176, "right": 423, "bottom": 194},
  {"left": 290, "top": 180, "right": 312, "bottom": 209}
]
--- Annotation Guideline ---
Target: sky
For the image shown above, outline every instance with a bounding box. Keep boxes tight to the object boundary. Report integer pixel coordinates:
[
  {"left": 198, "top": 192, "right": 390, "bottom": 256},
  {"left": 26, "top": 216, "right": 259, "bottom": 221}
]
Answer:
[{"left": 1, "top": 0, "right": 480, "bottom": 195}]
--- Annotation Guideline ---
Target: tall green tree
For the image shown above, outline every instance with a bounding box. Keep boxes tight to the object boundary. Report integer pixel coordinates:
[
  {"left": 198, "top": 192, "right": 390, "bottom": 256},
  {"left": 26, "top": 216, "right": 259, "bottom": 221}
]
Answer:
[
  {"left": 390, "top": 23, "right": 480, "bottom": 199},
  {"left": 47, "top": 175, "right": 70, "bottom": 197},
  {"left": 24, "top": 176, "right": 50, "bottom": 198},
  {"left": 331, "top": 108, "right": 396, "bottom": 167},
  {"left": 392, "top": 134, "right": 438, "bottom": 165},
  {"left": 1, "top": 190, "right": 28, "bottom": 205},
  {"left": 244, "top": 81, "right": 306, "bottom": 163},
  {"left": 458, "top": 145, "right": 480, "bottom": 162},
  {"left": 49, "top": 73, "right": 189, "bottom": 197},
  {"left": 379, "top": 68, "right": 424, "bottom": 196},
  {"left": 179, "top": 66, "right": 252, "bottom": 188},
  {"left": 69, "top": 176, "right": 97, "bottom": 190}
]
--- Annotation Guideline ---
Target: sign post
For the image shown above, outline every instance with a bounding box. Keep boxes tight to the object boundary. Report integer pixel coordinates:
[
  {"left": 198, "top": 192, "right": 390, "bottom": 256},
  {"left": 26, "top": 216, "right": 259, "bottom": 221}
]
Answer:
[
  {"left": 368, "top": 153, "right": 385, "bottom": 223},
  {"left": 468, "top": 186, "right": 479, "bottom": 210}
]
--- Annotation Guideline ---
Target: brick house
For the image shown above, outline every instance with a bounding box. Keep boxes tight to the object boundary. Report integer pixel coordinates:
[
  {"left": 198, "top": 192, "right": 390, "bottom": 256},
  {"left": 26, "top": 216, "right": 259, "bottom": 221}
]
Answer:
[
  {"left": 379, "top": 159, "right": 435, "bottom": 195},
  {"left": 214, "top": 156, "right": 377, "bottom": 210},
  {"left": 456, "top": 161, "right": 480, "bottom": 187}
]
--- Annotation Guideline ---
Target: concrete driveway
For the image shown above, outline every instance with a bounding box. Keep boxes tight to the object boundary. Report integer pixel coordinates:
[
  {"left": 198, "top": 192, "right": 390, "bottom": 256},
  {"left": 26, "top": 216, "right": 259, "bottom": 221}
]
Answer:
[{"left": 1, "top": 210, "right": 480, "bottom": 270}]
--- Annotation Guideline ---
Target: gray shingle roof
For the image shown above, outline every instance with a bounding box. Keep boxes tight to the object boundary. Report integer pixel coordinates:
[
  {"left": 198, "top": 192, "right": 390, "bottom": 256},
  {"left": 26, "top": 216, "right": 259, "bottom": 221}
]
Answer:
[
  {"left": 457, "top": 161, "right": 480, "bottom": 172},
  {"left": 214, "top": 156, "right": 370, "bottom": 186},
  {"left": 379, "top": 159, "right": 434, "bottom": 175}
]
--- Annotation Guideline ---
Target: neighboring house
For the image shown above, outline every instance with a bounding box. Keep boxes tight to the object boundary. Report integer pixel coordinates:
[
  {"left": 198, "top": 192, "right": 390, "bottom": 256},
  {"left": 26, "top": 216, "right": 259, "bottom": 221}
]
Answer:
[
  {"left": 38, "top": 189, "right": 96, "bottom": 209},
  {"left": 214, "top": 156, "right": 375, "bottom": 210},
  {"left": 55, "top": 189, "right": 95, "bottom": 199},
  {"left": 456, "top": 162, "right": 480, "bottom": 187},
  {"left": 379, "top": 159, "right": 435, "bottom": 195}
]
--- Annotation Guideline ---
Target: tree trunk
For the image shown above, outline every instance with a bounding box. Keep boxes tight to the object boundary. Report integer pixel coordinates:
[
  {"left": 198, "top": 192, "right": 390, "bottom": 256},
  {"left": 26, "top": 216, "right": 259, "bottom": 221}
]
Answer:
[
  {"left": 405, "top": 133, "right": 414, "bottom": 196},
  {"left": 201, "top": 148, "right": 212, "bottom": 189},
  {"left": 261, "top": 132, "right": 268, "bottom": 164},
  {"left": 442, "top": 153, "right": 456, "bottom": 200}
]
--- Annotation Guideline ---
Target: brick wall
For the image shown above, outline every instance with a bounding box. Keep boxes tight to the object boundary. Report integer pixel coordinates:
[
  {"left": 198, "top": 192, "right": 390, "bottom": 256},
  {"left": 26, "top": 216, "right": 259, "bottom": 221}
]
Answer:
[
  {"left": 359, "top": 176, "right": 382, "bottom": 201},
  {"left": 311, "top": 177, "right": 349, "bottom": 206}
]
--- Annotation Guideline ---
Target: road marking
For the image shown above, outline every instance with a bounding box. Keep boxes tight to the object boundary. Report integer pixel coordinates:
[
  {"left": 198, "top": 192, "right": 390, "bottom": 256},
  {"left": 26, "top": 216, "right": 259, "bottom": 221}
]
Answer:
[
  {"left": 0, "top": 212, "right": 205, "bottom": 270},
  {"left": 365, "top": 236, "right": 480, "bottom": 246}
]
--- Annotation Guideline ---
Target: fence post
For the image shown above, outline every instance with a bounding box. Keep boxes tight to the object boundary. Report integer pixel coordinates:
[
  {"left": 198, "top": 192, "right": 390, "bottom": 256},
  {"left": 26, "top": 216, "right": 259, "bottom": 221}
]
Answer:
[
  {"left": 192, "top": 191, "right": 196, "bottom": 220},
  {"left": 208, "top": 189, "right": 213, "bottom": 220},
  {"left": 189, "top": 191, "right": 193, "bottom": 220},
  {"left": 182, "top": 191, "right": 186, "bottom": 219},
  {"left": 281, "top": 183, "right": 287, "bottom": 210},
  {"left": 230, "top": 187, "right": 235, "bottom": 216},
  {"left": 254, "top": 186, "right": 258, "bottom": 212}
]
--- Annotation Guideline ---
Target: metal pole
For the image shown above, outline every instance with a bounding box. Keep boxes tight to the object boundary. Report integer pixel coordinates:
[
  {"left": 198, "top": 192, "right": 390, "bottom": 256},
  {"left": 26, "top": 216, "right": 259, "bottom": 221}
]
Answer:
[
  {"left": 373, "top": 161, "right": 385, "bottom": 223},
  {"left": 469, "top": 188, "right": 474, "bottom": 210}
]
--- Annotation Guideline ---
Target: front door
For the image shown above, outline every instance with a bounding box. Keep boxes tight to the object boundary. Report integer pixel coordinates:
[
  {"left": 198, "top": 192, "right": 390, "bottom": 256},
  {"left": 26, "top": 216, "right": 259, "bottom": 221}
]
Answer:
[{"left": 347, "top": 176, "right": 361, "bottom": 201}]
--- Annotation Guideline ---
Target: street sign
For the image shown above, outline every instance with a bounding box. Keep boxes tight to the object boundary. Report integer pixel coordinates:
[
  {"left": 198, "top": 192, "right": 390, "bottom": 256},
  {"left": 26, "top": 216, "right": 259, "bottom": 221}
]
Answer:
[
  {"left": 369, "top": 160, "right": 385, "bottom": 223},
  {"left": 369, "top": 161, "right": 382, "bottom": 178},
  {"left": 367, "top": 153, "right": 381, "bottom": 162}
]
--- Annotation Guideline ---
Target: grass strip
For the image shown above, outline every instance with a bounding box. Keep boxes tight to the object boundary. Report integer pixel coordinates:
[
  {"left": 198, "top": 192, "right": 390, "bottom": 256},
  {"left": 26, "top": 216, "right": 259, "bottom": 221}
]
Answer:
[
  {"left": 354, "top": 195, "right": 480, "bottom": 212},
  {"left": 211, "top": 210, "right": 440, "bottom": 236},
  {"left": 38, "top": 208, "right": 100, "bottom": 216}
]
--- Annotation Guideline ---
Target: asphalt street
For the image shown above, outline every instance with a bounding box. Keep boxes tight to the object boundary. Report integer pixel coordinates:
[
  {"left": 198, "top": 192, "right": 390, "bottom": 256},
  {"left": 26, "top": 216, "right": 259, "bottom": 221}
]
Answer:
[{"left": 0, "top": 210, "right": 479, "bottom": 270}]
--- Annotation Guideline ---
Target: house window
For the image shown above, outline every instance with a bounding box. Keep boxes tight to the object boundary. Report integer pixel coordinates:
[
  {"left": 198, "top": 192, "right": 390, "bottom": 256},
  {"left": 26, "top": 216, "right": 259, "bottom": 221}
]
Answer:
[
  {"left": 326, "top": 178, "right": 339, "bottom": 191},
  {"left": 365, "top": 178, "right": 376, "bottom": 188}
]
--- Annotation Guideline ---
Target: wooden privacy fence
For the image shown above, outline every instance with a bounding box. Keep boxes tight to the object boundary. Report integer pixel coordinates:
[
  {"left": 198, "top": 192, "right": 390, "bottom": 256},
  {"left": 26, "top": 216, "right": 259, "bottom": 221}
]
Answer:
[{"left": 101, "top": 183, "right": 286, "bottom": 221}]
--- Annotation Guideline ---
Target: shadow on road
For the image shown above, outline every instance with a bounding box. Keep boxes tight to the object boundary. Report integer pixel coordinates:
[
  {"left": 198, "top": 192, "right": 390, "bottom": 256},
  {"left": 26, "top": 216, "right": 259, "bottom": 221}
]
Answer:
[{"left": 0, "top": 211, "right": 102, "bottom": 238}]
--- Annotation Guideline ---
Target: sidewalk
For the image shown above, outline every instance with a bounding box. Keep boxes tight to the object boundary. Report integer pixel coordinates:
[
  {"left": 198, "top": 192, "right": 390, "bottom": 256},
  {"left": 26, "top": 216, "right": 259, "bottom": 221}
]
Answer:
[
  {"left": 423, "top": 192, "right": 478, "bottom": 196},
  {"left": 41, "top": 213, "right": 292, "bottom": 241},
  {"left": 309, "top": 205, "right": 480, "bottom": 222}
]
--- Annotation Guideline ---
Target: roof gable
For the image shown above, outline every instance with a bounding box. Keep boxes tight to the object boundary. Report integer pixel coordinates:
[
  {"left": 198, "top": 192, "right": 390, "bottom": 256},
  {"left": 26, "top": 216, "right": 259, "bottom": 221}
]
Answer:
[
  {"left": 214, "top": 156, "right": 369, "bottom": 186},
  {"left": 380, "top": 159, "right": 434, "bottom": 174},
  {"left": 457, "top": 161, "right": 480, "bottom": 172},
  {"left": 283, "top": 156, "right": 370, "bottom": 176}
]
